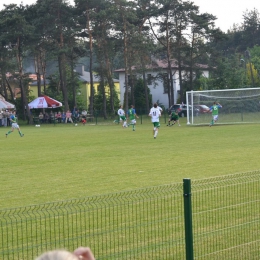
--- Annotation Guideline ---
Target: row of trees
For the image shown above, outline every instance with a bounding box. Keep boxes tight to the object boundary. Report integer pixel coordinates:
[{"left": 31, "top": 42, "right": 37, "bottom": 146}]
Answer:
[{"left": 0, "top": 0, "right": 260, "bottom": 120}]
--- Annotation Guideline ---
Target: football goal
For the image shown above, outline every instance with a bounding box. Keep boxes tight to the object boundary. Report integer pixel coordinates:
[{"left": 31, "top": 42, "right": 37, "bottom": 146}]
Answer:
[{"left": 186, "top": 88, "right": 260, "bottom": 125}]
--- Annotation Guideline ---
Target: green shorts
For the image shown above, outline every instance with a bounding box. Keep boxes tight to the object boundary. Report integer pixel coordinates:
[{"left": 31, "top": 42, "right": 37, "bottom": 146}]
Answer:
[
  {"left": 153, "top": 122, "right": 160, "bottom": 128},
  {"left": 171, "top": 115, "right": 179, "bottom": 121},
  {"left": 120, "top": 116, "right": 126, "bottom": 121}
]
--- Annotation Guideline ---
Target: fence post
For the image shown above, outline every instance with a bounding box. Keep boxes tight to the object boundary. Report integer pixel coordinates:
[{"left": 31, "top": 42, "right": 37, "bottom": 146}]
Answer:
[{"left": 183, "top": 178, "right": 194, "bottom": 260}]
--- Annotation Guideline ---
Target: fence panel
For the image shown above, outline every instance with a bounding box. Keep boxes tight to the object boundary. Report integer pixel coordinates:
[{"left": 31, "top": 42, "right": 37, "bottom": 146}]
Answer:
[
  {"left": 1, "top": 171, "right": 259, "bottom": 259},
  {"left": 85, "top": 109, "right": 168, "bottom": 125},
  {"left": 0, "top": 184, "right": 184, "bottom": 260},
  {"left": 191, "top": 171, "right": 260, "bottom": 259}
]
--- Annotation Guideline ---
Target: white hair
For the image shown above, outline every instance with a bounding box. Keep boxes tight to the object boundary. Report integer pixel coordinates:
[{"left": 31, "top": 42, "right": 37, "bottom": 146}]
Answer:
[{"left": 36, "top": 250, "right": 78, "bottom": 260}]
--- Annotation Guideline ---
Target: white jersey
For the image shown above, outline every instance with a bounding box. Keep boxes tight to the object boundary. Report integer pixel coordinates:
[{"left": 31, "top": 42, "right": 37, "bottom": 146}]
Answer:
[
  {"left": 118, "top": 108, "right": 125, "bottom": 116},
  {"left": 149, "top": 107, "right": 161, "bottom": 122},
  {"left": 157, "top": 106, "right": 163, "bottom": 113}
]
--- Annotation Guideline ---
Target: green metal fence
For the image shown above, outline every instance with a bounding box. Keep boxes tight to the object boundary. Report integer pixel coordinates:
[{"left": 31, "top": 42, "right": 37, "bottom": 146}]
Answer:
[
  {"left": 0, "top": 171, "right": 259, "bottom": 259},
  {"left": 191, "top": 171, "right": 260, "bottom": 260},
  {"left": 75, "top": 109, "right": 168, "bottom": 125},
  {"left": 0, "top": 184, "right": 185, "bottom": 260},
  {"left": 28, "top": 110, "right": 169, "bottom": 126}
]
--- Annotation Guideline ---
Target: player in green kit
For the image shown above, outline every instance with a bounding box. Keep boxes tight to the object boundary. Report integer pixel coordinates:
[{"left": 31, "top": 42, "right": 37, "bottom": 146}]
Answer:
[
  {"left": 128, "top": 105, "right": 139, "bottom": 131},
  {"left": 6, "top": 110, "right": 24, "bottom": 137},
  {"left": 209, "top": 102, "right": 222, "bottom": 126},
  {"left": 167, "top": 110, "right": 181, "bottom": 126}
]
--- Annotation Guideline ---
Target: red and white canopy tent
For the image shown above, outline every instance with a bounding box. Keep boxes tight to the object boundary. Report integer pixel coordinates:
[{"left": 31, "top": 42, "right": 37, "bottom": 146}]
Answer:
[
  {"left": 28, "top": 95, "right": 62, "bottom": 109},
  {"left": 0, "top": 95, "right": 15, "bottom": 110}
]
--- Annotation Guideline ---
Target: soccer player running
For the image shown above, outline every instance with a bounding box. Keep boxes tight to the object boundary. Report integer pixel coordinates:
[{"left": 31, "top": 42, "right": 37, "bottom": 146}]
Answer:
[
  {"left": 209, "top": 101, "right": 222, "bottom": 126},
  {"left": 6, "top": 110, "right": 24, "bottom": 138},
  {"left": 149, "top": 103, "right": 161, "bottom": 139},
  {"left": 117, "top": 105, "right": 127, "bottom": 128},
  {"left": 167, "top": 110, "right": 181, "bottom": 126},
  {"left": 128, "top": 105, "right": 139, "bottom": 131}
]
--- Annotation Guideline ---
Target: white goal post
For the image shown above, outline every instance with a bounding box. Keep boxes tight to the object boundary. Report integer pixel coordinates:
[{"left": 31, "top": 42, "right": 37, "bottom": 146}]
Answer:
[{"left": 186, "top": 88, "right": 260, "bottom": 125}]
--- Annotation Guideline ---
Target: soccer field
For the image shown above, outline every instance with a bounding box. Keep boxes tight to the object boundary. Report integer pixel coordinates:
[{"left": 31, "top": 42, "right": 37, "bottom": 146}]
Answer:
[{"left": 1, "top": 120, "right": 260, "bottom": 209}]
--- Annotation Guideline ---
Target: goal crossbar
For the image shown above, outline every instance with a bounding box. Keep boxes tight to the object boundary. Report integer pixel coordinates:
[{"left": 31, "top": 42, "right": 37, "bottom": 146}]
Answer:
[{"left": 186, "top": 88, "right": 260, "bottom": 125}]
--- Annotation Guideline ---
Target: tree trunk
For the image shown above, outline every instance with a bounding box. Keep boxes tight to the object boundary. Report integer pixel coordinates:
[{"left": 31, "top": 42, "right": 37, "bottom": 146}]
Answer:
[
  {"left": 34, "top": 53, "right": 41, "bottom": 97},
  {"left": 86, "top": 10, "right": 94, "bottom": 114},
  {"left": 16, "top": 37, "right": 31, "bottom": 123},
  {"left": 58, "top": 54, "right": 69, "bottom": 110},
  {"left": 141, "top": 61, "right": 149, "bottom": 113},
  {"left": 105, "top": 53, "right": 115, "bottom": 113},
  {"left": 120, "top": 11, "right": 129, "bottom": 113}
]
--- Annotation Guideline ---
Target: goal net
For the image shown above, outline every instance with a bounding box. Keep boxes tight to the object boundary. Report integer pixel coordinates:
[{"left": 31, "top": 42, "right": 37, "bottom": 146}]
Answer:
[{"left": 186, "top": 88, "right": 260, "bottom": 125}]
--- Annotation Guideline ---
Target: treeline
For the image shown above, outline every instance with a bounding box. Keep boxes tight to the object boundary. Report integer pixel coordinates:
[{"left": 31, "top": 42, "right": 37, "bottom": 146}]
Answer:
[{"left": 0, "top": 0, "right": 259, "bottom": 120}]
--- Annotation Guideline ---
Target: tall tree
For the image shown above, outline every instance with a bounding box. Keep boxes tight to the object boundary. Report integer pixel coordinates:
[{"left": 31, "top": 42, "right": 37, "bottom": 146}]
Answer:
[
  {"left": 0, "top": 4, "right": 35, "bottom": 121},
  {"left": 149, "top": 0, "right": 193, "bottom": 105},
  {"left": 75, "top": 0, "right": 97, "bottom": 114},
  {"left": 242, "top": 8, "right": 260, "bottom": 47}
]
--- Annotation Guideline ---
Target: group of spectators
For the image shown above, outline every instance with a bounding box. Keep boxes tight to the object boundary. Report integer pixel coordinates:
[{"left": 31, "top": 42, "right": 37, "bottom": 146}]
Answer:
[
  {"left": 35, "top": 108, "right": 88, "bottom": 124},
  {"left": 0, "top": 109, "right": 13, "bottom": 127}
]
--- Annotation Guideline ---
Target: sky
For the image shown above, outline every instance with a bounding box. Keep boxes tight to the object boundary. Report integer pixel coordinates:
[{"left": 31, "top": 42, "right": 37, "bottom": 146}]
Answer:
[{"left": 0, "top": 0, "right": 259, "bottom": 32}]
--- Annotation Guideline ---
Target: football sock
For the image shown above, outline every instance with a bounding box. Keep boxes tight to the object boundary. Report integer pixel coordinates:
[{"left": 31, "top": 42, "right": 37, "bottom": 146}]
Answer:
[
  {"left": 6, "top": 131, "right": 12, "bottom": 135},
  {"left": 19, "top": 131, "right": 23, "bottom": 136}
]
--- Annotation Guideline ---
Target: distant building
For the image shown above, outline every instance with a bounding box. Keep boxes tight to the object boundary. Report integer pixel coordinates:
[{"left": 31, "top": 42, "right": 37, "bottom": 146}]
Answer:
[
  {"left": 115, "top": 58, "right": 209, "bottom": 108},
  {"left": 76, "top": 65, "right": 120, "bottom": 109},
  {"left": 3, "top": 66, "right": 120, "bottom": 110}
]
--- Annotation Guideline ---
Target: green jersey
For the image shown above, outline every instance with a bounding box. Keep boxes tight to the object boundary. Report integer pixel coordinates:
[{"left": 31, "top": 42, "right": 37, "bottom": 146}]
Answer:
[
  {"left": 171, "top": 112, "right": 179, "bottom": 120},
  {"left": 128, "top": 108, "right": 136, "bottom": 120},
  {"left": 210, "top": 105, "right": 220, "bottom": 116},
  {"left": 10, "top": 114, "right": 17, "bottom": 123}
]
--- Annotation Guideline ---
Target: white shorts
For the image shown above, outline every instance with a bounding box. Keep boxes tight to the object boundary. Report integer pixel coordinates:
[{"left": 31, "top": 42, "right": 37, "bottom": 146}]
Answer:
[
  {"left": 213, "top": 115, "right": 219, "bottom": 121},
  {"left": 131, "top": 119, "right": 136, "bottom": 124},
  {"left": 12, "top": 123, "right": 19, "bottom": 129}
]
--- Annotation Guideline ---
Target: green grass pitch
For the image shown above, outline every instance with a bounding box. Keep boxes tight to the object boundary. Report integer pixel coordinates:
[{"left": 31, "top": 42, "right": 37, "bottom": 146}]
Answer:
[{"left": 1, "top": 118, "right": 260, "bottom": 210}]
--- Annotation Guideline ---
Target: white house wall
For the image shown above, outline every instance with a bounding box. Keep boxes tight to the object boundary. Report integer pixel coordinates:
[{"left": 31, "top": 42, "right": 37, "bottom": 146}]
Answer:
[
  {"left": 118, "top": 69, "right": 209, "bottom": 108},
  {"left": 118, "top": 71, "right": 180, "bottom": 109}
]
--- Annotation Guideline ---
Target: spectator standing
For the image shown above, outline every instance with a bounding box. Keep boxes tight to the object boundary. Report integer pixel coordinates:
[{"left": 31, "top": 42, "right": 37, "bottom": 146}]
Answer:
[
  {"left": 39, "top": 112, "right": 44, "bottom": 124},
  {"left": 7, "top": 110, "right": 11, "bottom": 126},
  {"left": 73, "top": 109, "right": 79, "bottom": 123},
  {"left": 50, "top": 111, "right": 54, "bottom": 121},
  {"left": 81, "top": 109, "right": 87, "bottom": 119},
  {"left": 72, "top": 106, "right": 78, "bottom": 115},
  {"left": 44, "top": 112, "right": 49, "bottom": 123},
  {"left": 2, "top": 110, "right": 8, "bottom": 127},
  {"left": 61, "top": 111, "right": 66, "bottom": 123},
  {"left": 65, "top": 110, "right": 73, "bottom": 123}
]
